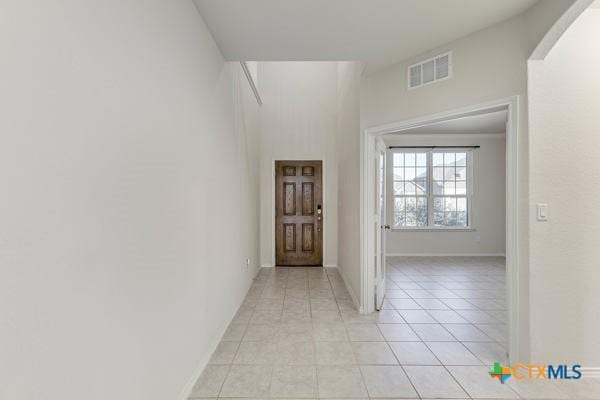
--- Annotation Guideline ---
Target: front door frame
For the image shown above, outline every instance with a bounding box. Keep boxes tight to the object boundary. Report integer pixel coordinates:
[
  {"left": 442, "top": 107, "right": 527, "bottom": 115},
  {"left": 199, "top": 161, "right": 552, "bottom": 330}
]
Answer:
[
  {"left": 360, "top": 96, "right": 520, "bottom": 363},
  {"left": 272, "top": 158, "right": 327, "bottom": 267}
]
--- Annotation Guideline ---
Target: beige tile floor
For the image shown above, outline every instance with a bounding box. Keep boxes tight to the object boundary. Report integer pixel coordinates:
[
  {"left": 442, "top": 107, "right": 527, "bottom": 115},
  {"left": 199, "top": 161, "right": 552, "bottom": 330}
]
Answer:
[{"left": 189, "top": 257, "right": 600, "bottom": 399}]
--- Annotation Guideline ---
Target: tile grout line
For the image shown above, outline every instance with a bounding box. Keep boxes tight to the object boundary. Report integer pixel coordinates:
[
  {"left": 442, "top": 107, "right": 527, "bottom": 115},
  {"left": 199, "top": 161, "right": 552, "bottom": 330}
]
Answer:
[
  {"left": 375, "top": 320, "right": 423, "bottom": 400},
  {"left": 419, "top": 339, "right": 474, "bottom": 399},
  {"left": 384, "top": 257, "right": 511, "bottom": 400},
  {"left": 386, "top": 265, "right": 506, "bottom": 347},
  {"left": 203, "top": 261, "right": 510, "bottom": 400}
]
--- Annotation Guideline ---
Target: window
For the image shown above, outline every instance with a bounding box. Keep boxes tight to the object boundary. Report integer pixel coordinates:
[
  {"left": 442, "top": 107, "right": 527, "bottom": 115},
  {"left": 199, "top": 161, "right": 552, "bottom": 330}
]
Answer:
[{"left": 391, "top": 149, "right": 472, "bottom": 229}]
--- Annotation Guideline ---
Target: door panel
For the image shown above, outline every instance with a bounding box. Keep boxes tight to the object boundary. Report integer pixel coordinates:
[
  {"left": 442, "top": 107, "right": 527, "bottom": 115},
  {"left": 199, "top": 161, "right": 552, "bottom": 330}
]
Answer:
[
  {"left": 284, "top": 224, "right": 296, "bottom": 252},
  {"left": 375, "top": 147, "right": 387, "bottom": 310},
  {"left": 302, "top": 183, "right": 314, "bottom": 215},
  {"left": 302, "top": 223, "right": 314, "bottom": 251},
  {"left": 276, "top": 161, "right": 323, "bottom": 266},
  {"left": 284, "top": 183, "right": 296, "bottom": 215}
]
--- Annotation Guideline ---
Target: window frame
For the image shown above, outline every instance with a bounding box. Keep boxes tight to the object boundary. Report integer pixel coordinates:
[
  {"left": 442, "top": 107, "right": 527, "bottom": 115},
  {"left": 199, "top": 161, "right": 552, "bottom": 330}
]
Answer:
[{"left": 387, "top": 147, "right": 474, "bottom": 231}]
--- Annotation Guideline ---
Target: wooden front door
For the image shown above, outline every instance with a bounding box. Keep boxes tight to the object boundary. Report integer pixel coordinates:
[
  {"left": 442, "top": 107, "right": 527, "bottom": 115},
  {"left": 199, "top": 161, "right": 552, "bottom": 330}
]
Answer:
[{"left": 275, "top": 160, "right": 323, "bottom": 266}]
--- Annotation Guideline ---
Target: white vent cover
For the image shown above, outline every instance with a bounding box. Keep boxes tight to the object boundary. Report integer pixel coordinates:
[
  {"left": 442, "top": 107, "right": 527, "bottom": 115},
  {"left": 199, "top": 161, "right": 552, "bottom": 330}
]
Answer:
[{"left": 408, "top": 52, "right": 452, "bottom": 89}]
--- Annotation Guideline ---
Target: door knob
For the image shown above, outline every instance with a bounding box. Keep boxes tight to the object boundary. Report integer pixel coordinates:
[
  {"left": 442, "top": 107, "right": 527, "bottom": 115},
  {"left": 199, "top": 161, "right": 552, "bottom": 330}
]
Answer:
[{"left": 384, "top": 225, "right": 391, "bottom": 230}]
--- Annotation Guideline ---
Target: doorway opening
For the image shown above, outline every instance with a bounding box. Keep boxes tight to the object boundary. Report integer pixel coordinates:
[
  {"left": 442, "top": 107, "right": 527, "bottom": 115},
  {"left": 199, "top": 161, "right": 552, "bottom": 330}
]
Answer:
[
  {"left": 275, "top": 160, "right": 324, "bottom": 266},
  {"left": 362, "top": 97, "right": 519, "bottom": 363}
]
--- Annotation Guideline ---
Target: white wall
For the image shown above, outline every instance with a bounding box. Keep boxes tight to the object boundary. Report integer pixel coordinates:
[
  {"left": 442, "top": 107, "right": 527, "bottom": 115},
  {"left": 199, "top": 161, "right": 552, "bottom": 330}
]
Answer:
[
  {"left": 0, "top": 2, "right": 260, "bottom": 400},
  {"left": 360, "top": 1, "right": 575, "bottom": 361},
  {"left": 525, "top": 0, "right": 581, "bottom": 52},
  {"left": 528, "top": 6, "right": 600, "bottom": 366},
  {"left": 383, "top": 134, "right": 506, "bottom": 256},
  {"left": 258, "top": 62, "right": 339, "bottom": 267},
  {"left": 336, "top": 62, "right": 364, "bottom": 305},
  {"left": 361, "top": 11, "right": 531, "bottom": 359}
]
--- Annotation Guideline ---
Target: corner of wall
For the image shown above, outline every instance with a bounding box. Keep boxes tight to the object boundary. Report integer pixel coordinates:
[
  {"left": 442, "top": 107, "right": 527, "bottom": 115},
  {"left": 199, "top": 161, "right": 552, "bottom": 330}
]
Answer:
[
  {"left": 333, "top": 265, "right": 362, "bottom": 312},
  {"left": 527, "top": 0, "right": 592, "bottom": 60}
]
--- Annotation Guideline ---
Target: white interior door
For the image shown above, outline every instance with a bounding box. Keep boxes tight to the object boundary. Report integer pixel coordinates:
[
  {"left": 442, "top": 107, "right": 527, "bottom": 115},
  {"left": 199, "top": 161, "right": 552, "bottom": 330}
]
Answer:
[{"left": 375, "top": 141, "right": 387, "bottom": 310}]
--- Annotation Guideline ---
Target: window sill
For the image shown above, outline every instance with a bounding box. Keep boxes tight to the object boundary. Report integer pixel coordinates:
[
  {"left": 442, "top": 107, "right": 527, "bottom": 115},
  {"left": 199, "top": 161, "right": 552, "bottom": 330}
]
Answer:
[{"left": 391, "top": 228, "right": 475, "bottom": 232}]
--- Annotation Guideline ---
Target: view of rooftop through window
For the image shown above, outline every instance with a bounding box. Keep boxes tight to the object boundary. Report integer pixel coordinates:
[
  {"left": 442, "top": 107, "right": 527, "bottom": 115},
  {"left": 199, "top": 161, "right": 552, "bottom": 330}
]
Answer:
[{"left": 392, "top": 150, "right": 471, "bottom": 228}]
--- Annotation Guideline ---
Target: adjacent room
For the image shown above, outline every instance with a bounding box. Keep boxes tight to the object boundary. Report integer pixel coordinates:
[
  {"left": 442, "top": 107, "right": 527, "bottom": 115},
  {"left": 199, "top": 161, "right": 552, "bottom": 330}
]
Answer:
[{"left": 381, "top": 109, "right": 509, "bottom": 367}]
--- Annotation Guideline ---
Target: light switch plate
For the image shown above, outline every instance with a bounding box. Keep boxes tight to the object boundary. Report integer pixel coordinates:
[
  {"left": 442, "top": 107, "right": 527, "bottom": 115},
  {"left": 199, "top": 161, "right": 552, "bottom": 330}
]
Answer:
[{"left": 537, "top": 203, "right": 548, "bottom": 221}]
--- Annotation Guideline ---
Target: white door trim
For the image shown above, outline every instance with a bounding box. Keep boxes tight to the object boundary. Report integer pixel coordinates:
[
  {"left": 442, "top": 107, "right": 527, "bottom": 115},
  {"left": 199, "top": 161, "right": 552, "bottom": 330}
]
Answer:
[
  {"left": 360, "top": 95, "right": 520, "bottom": 363},
  {"left": 375, "top": 139, "right": 387, "bottom": 310}
]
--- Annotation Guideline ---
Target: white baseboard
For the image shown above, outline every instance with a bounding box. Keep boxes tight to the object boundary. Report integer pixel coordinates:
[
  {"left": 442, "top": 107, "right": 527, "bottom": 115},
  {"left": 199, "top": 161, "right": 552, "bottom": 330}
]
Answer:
[
  {"left": 178, "top": 351, "right": 211, "bottom": 400},
  {"left": 582, "top": 367, "right": 600, "bottom": 379},
  {"left": 177, "top": 315, "right": 232, "bottom": 400},
  {"left": 178, "top": 273, "right": 259, "bottom": 400},
  {"left": 260, "top": 264, "right": 337, "bottom": 268},
  {"left": 386, "top": 253, "right": 506, "bottom": 257},
  {"left": 331, "top": 266, "right": 362, "bottom": 313}
]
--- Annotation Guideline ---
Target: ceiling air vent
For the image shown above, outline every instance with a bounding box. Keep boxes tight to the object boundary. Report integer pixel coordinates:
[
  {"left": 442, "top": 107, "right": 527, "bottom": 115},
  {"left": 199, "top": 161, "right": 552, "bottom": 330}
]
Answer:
[{"left": 408, "top": 52, "right": 452, "bottom": 89}]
